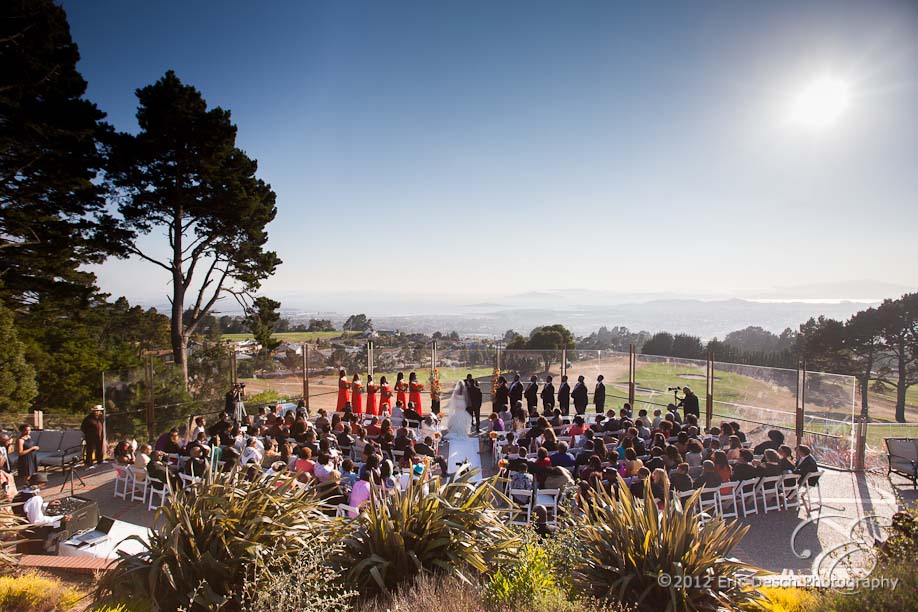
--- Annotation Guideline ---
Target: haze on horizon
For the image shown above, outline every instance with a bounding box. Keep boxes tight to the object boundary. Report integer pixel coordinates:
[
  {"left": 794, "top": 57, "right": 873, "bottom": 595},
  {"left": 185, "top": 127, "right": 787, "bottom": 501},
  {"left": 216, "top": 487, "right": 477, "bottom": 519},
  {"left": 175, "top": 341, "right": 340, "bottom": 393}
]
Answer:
[{"left": 63, "top": 0, "right": 918, "bottom": 307}]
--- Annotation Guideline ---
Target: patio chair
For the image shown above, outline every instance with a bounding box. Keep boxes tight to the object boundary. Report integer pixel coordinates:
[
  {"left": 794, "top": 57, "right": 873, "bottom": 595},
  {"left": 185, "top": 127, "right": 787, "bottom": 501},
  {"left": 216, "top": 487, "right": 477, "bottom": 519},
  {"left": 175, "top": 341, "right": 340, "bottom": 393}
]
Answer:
[
  {"left": 757, "top": 475, "right": 783, "bottom": 513},
  {"left": 886, "top": 438, "right": 918, "bottom": 487}
]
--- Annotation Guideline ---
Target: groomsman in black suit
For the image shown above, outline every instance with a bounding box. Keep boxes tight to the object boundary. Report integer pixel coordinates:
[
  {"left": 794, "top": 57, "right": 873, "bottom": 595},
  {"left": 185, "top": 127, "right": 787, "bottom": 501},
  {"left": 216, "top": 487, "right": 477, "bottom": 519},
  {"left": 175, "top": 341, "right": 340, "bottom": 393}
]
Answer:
[
  {"left": 524, "top": 376, "right": 539, "bottom": 416},
  {"left": 571, "top": 375, "right": 589, "bottom": 415},
  {"left": 509, "top": 375, "right": 524, "bottom": 408},
  {"left": 557, "top": 375, "right": 571, "bottom": 416},
  {"left": 493, "top": 376, "right": 510, "bottom": 413},
  {"left": 540, "top": 375, "right": 556, "bottom": 413},
  {"left": 594, "top": 374, "right": 606, "bottom": 414}
]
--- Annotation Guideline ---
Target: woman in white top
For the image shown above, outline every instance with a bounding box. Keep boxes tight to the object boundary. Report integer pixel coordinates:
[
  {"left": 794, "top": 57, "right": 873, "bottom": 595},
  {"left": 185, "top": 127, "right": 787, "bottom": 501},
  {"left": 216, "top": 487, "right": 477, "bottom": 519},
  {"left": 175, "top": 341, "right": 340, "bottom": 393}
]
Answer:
[{"left": 133, "top": 444, "right": 152, "bottom": 482}]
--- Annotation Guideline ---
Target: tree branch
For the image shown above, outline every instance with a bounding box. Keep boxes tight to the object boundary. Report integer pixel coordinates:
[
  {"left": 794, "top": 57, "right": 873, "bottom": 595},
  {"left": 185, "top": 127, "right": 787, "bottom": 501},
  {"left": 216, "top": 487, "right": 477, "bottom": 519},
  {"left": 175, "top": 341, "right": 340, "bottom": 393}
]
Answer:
[{"left": 127, "top": 245, "right": 172, "bottom": 273}]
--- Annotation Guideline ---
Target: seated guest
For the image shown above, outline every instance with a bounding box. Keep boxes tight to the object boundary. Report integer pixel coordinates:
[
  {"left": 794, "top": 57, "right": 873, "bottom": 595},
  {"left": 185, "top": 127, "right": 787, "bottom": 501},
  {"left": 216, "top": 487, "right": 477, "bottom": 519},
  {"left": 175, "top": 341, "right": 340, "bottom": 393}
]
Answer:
[
  {"left": 533, "top": 447, "right": 552, "bottom": 487},
  {"left": 348, "top": 469, "right": 378, "bottom": 517},
  {"left": 314, "top": 409, "right": 330, "bottom": 431},
  {"left": 146, "top": 451, "right": 173, "bottom": 489},
  {"left": 730, "top": 422, "right": 747, "bottom": 443},
  {"left": 489, "top": 412, "right": 505, "bottom": 432},
  {"left": 220, "top": 447, "right": 240, "bottom": 472},
  {"left": 294, "top": 447, "right": 315, "bottom": 474},
  {"left": 391, "top": 401, "right": 405, "bottom": 424},
  {"left": 340, "top": 458, "right": 359, "bottom": 490},
  {"left": 532, "top": 505, "right": 557, "bottom": 538},
  {"left": 501, "top": 432, "right": 522, "bottom": 458},
  {"left": 669, "top": 463, "right": 693, "bottom": 492},
  {"left": 793, "top": 445, "right": 819, "bottom": 484},
  {"left": 684, "top": 440, "right": 704, "bottom": 468},
  {"left": 414, "top": 436, "right": 436, "bottom": 457},
  {"left": 567, "top": 415, "right": 587, "bottom": 437},
  {"left": 365, "top": 416, "right": 382, "bottom": 438},
  {"left": 760, "top": 449, "right": 784, "bottom": 476},
  {"left": 712, "top": 451, "right": 732, "bottom": 483},
  {"left": 650, "top": 468, "right": 669, "bottom": 502},
  {"left": 644, "top": 446, "right": 665, "bottom": 471},
  {"left": 543, "top": 465, "right": 575, "bottom": 490},
  {"left": 730, "top": 449, "right": 763, "bottom": 482},
  {"left": 133, "top": 444, "right": 152, "bottom": 481},
  {"left": 580, "top": 455, "right": 604, "bottom": 483},
  {"left": 753, "top": 430, "right": 785, "bottom": 455},
  {"left": 155, "top": 428, "right": 183, "bottom": 454},
  {"left": 726, "top": 435, "right": 743, "bottom": 461},
  {"left": 183, "top": 445, "right": 209, "bottom": 478},
  {"left": 313, "top": 452, "right": 335, "bottom": 483},
  {"left": 240, "top": 437, "right": 264, "bottom": 466},
  {"left": 777, "top": 445, "right": 795, "bottom": 473},
  {"left": 623, "top": 448, "right": 644, "bottom": 477},
  {"left": 692, "top": 460, "right": 723, "bottom": 489},
  {"left": 113, "top": 439, "right": 135, "bottom": 465},
  {"left": 629, "top": 467, "right": 652, "bottom": 499},
  {"left": 12, "top": 474, "right": 70, "bottom": 553},
  {"left": 550, "top": 441, "right": 576, "bottom": 469},
  {"left": 190, "top": 416, "right": 207, "bottom": 439}
]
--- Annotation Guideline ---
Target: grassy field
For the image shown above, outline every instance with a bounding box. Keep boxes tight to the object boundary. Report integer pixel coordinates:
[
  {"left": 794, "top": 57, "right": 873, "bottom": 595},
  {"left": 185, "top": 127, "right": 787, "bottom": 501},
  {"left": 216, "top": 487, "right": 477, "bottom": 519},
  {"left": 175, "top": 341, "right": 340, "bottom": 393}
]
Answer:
[{"left": 222, "top": 331, "right": 358, "bottom": 342}]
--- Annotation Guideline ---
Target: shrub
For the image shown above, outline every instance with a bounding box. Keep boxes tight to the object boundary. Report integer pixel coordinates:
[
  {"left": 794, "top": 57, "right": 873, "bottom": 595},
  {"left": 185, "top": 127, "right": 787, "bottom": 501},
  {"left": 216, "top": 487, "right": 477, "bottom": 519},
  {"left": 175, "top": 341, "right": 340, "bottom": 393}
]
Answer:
[
  {"left": 572, "top": 477, "right": 763, "bottom": 612},
  {"left": 0, "top": 572, "right": 83, "bottom": 612},
  {"left": 97, "top": 469, "right": 336, "bottom": 611},
  {"left": 484, "top": 539, "right": 557, "bottom": 608},
  {"left": 242, "top": 543, "right": 356, "bottom": 612},
  {"left": 745, "top": 587, "right": 819, "bottom": 612},
  {"left": 808, "top": 559, "right": 918, "bottom": 612},
  {"left": 337, "top": 469, "right": 520, "bottom": 598}
]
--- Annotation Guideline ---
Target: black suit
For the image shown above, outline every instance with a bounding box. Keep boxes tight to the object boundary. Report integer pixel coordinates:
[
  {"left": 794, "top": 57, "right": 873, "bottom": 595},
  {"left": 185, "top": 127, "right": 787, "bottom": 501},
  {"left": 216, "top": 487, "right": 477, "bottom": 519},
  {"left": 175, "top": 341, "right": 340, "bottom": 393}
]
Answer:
[
  {"left": 730, "top": 462, "right": 762, "bottom": 483},
  {"left": 524, "top": 382, "right": 539, "bottom": 414},
  {"left": 540, "top": 383, "right": 555, "bottom": 411},
  {"left": 509, "top": 380, "right": 524, "bottom": 406},
  {"left": 679, "top": 392, "right": 700, "bottom": 419},
  {"left": 594, "top": 382, "right": 606, "bottom": 414},
  {"left": 493, "top": 383, "right": 510, "bottom": 413},
  {"left": 468, "top": 384, "right": 483, "bottom": 432},
  {"left": 794, "top": 455, "right": 819, "bottom": 485},
  {"left": 571, "top": 382, "right": 589, "bottom": 415},
  {"left": 557, "top": 382, "right": 571, "bottom": 416}
]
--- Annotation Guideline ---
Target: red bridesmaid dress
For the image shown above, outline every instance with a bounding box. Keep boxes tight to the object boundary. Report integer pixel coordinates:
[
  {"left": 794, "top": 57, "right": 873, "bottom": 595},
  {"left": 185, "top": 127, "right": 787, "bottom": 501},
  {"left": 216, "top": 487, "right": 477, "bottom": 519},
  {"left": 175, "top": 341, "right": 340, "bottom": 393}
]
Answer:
[
  {"left": 395, "top": 381, "right": 408, "bottom": 410},
  {"left": 352, "top": 381, "right": 364, "bottom": 414},
  {"left": 366, "top": 381, "right": 378, "bottom": 416},
  {"left": 409, "top": 381, "right": 423, "bottom": 415},
  {"left": 379, "top": 383, "right": 393, "bottom": 414},
  {"left": 336, "top": 376, "right": 350, "bottom": 412}
]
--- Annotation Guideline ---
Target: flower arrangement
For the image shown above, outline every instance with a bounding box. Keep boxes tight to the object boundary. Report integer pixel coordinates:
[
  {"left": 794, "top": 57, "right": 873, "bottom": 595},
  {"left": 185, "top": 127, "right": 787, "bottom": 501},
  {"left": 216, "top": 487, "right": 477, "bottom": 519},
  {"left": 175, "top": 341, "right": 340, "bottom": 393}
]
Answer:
[
  {"left": 430, "top": 368, "right": 441, "bottom": 400},
  {"left": 489, "top": 431, "right": 498, "bottom": 440},
  {"left": 491, "top": 368, "right": 501, "bottom": 397}
]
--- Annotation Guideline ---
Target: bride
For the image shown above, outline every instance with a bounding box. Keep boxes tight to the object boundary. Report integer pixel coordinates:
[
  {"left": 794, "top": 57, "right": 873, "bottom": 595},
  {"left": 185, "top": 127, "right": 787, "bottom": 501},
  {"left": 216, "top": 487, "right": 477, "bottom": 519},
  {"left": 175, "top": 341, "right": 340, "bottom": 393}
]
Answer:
[{"left": 445, "top": 381, "right": 473, "bottom": 440}]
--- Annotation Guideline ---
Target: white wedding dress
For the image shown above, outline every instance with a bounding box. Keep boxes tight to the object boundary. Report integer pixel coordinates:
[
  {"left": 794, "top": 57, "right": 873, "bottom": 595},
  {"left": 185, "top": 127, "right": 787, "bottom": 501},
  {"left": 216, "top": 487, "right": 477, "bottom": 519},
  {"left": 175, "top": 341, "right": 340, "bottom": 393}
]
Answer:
[{"left": 445, "top": 381, "right": 473, "bottom": 440}]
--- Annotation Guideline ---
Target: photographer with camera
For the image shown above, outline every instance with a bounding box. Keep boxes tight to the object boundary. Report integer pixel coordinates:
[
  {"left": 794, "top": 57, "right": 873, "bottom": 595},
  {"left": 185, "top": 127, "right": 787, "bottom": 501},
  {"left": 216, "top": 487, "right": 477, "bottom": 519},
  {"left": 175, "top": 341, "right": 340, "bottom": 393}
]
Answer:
[{"left": 673, "top": 385, "right": 700, "bottom": 419}]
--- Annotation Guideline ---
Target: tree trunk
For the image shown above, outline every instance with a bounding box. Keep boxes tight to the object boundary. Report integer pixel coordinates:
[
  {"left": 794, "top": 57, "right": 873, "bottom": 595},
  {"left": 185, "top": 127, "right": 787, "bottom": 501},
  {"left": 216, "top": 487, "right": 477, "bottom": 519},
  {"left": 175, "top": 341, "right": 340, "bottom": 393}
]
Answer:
[
  {"left": 170, "top": 209, "right": 188, "bottom": 389},
  {"left": 895, "top": 339, "right": 907, "bottom": 423},
  {"left": 860, "top": 353, "right": 872, "bottom": 419}
]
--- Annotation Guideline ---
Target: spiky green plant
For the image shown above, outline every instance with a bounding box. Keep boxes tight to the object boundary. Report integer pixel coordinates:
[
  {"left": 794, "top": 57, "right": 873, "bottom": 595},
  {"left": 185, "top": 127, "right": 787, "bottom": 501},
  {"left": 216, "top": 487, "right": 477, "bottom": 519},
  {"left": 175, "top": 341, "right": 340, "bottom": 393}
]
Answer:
[
  {"left": 97, "top": 469, "right": 336, "bottom": 612},
  {"left": 0, "top": 498, "right": 29, "bottom": 570},
  {"left": 337, "top": 469, "right": 521, "bottom": 598},
  {"left": 572, "top": 477, "right": 763, "bottom": 612}
]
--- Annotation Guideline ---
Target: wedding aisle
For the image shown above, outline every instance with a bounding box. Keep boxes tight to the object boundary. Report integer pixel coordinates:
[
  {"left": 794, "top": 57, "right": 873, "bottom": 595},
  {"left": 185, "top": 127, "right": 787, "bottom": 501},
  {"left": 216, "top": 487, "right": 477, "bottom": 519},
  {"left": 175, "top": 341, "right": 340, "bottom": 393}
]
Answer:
[{"left": 443, "top": 406, "right": 483, "bottom": 482}]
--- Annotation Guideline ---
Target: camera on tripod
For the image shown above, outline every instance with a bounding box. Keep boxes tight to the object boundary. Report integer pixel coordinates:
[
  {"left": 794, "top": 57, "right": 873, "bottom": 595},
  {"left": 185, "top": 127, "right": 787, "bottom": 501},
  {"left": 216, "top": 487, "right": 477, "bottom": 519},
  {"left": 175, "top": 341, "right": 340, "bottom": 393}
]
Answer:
[{"left": 667, "top": 386, "right": 683, "bottom": 392}]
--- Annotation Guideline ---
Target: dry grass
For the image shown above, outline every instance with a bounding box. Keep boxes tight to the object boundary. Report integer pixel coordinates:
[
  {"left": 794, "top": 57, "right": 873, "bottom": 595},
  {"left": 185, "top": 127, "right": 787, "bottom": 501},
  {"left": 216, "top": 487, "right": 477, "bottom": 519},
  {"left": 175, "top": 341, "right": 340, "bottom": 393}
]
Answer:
[{"left": 0, "top": 571, "right": 85, "bottom": 612}]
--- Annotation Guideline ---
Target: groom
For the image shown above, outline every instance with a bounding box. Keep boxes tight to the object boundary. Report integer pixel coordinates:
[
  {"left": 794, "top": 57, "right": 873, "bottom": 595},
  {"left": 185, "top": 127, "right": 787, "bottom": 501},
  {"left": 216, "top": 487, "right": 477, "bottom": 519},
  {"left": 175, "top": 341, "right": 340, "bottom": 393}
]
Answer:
[{"left": 465, "top": 376, "right": 483, "bottom": 433}]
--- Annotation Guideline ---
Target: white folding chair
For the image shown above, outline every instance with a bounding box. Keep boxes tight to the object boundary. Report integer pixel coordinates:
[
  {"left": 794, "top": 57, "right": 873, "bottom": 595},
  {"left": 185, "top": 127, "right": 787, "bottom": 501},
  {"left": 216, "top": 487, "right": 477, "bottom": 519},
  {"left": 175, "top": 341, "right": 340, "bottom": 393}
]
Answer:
[
  {"left": 757, "top": 475, "right": 783, "bottom": 513},
  {"left": 799, "top": 470, "right": 824, "bottom": 516},
  {"left": 147, "top": 476, "right": 169, "bottom": 511},
  {"left": 130, "top": 467, "right": 149, "bottom": 503},
  {"left": 781, "top": 473, "right": 801, "bottom": 511},
  {"left": 737, "top": 478, "right": 759, "bottom": 517},
  {"left": 675, "top": 489, "right": 696, "bottom": 513},
  {"left": 535, "top": 487, "right": 562, "bottom": 523},
  {"left": 718, "top": 481, "right": 740, "bottom": 519},
  {"left": 336, "top": 503, "right": 361, "bottom": 518},
  {"left": 698, "top": 486, "right": 721, "bottom": 521},
  {"left": 113, "top": 465, "right": 133, "bottom": 500},
  {"left": 508, "top": 489, "right": 533, "bottom": 525},
  {"left": 178, "top": 473, "right": 202, "bottom": 489}
]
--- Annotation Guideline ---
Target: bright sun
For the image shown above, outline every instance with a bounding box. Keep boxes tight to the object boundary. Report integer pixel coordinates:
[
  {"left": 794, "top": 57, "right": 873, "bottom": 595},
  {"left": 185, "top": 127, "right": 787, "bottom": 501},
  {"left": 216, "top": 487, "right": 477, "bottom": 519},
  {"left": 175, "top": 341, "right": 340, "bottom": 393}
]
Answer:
[{"left": 791, "top": 76, "right": 851, "bottom": 128}]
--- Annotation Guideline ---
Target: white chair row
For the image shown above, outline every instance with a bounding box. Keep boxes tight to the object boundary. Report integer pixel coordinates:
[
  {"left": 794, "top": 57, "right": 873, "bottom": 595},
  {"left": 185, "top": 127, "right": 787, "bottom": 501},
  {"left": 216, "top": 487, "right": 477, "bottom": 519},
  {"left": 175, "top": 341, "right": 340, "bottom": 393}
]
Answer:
[
  {"left": 113, "top": 465, "right": 172, "bottom": 511},
  {"left": 675, "top": 471, "right": 823, "bottom": 521}
]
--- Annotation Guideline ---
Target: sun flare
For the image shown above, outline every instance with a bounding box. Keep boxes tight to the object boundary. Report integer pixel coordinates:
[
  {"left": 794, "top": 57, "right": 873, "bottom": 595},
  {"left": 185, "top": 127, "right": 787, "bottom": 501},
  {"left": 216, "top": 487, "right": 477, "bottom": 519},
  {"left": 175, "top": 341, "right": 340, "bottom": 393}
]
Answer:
[{"left": 791, "top": 76, "right": 851, "bottom": 128}]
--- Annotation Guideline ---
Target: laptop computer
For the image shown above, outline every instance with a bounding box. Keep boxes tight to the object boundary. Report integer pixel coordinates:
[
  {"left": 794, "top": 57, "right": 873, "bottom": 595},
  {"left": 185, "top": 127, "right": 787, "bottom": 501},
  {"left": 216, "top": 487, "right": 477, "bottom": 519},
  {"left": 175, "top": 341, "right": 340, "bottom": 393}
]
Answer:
[{"left": 72, "top": 515, "right": 115, "bottom": 546}]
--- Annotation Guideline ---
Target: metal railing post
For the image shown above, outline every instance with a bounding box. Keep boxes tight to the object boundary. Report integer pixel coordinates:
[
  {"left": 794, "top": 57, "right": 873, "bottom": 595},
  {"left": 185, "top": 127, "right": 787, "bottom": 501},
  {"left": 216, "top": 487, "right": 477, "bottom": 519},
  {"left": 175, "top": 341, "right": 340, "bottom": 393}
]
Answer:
[
  {"left": 705, "top": 351, "right": 714, "bottom": 430},
  {"left": 628, "top": 344, "right": 636, "bottom": 406},
  {"left": 304, "top": 343, "right": 310, "bottom": 410}
]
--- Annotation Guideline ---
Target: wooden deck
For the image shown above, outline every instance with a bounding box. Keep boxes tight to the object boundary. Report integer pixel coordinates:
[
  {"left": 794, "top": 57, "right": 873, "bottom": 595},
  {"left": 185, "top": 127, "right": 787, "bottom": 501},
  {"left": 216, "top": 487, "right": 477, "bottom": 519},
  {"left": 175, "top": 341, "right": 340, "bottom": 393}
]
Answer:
[{"left": 18, "top": 554, "right": 112, "bottom": 574}]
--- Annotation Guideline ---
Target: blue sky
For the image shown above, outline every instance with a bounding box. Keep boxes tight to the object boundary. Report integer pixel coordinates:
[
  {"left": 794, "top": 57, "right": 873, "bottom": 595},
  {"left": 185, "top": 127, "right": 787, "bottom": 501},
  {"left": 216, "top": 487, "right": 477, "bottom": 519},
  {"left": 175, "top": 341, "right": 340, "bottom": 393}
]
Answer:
[{"left": 63, "top": 0, "right": 918, "bottom": 307}]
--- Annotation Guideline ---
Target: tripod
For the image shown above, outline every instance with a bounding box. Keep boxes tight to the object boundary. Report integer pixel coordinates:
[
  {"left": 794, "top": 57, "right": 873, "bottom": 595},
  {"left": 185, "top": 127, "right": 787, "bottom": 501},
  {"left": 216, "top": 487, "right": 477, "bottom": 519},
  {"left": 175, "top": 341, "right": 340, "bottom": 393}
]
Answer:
[{"left": 60, "top": 461, "right": 86, "bottom": 496}]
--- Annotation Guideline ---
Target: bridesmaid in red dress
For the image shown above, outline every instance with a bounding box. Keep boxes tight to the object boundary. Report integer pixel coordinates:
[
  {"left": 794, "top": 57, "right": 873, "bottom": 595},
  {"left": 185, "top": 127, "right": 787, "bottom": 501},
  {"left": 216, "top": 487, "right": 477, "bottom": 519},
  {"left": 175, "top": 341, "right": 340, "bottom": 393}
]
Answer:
[
  {"left": 351, "top": 373, "right": 364, "bottom": 414},
  {"left": 366, "top": 376, "right": 378, "bottom": 416},
  {"left": 394, "top": 372, "right": 408, "bottom": 412},
  {"left": 336, "top": 369, "right": 350, "bottom": 412},
  {"left": 408, "top": 371, "right": 424, "bottom": 415},
  {"left": 378, "top": 376, "right": 393, "bottom": 415}
]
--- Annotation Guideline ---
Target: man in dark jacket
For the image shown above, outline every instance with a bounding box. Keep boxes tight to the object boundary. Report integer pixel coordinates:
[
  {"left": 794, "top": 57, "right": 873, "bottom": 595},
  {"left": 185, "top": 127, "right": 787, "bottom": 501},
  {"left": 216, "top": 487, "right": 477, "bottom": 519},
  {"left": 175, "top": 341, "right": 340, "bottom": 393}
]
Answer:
[
  {"left": 493, "top": 377, "right": 510, "bottom": 413},
  {"left": 540, "top": 376, "right": 555, "bottom": 413},
  {"left": 594, "top": 375, "right": 606, "bottom": 414},
  {"left": 730, "top": 450, "right": 763, "bottom": 482},
  {"left": 524, "top": 376, "right": 539, "bottom": 416},
  {"left": 557, "top": 375, "right": 571, "bottom": 416},
  {"left": 692, "top": 460, "right": 723, "bottom": 489},
  {"left": 571, "top": 376, "right": 589, "bottom": 415},
  {"left": 677, "top": 386, "right": 700, "bottom": 419},
  {"left": 508, "top": 375, "right": 524, "bottom": 408},
  {"left": 80, "top": 405, "right": 105, "bottom": 467},
  {"left": 793, "top": 445, "right": 819, "bottom": 485},
  {"left": 468, "top": 380, "right": 483, "bottom": 433}
]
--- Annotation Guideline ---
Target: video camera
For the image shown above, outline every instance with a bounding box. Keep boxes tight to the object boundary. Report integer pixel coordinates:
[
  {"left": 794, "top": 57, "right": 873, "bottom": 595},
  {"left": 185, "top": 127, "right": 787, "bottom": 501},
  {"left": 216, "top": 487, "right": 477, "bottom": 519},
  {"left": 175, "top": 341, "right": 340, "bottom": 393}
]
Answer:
[{"left": 667, "top": 386, "right": 683, "bottom": 392}]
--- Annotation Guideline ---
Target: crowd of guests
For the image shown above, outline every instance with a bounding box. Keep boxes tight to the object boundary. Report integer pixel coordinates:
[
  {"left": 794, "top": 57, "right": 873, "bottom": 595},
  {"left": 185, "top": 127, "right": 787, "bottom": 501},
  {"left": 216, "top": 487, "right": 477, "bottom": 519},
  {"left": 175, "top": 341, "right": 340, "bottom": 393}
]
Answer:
[
  {"left": 105, "top": 400, "right": 450, "bottom": 517},
  {"left": 493, "top": 399, "right": 820, "bottom": 514}
]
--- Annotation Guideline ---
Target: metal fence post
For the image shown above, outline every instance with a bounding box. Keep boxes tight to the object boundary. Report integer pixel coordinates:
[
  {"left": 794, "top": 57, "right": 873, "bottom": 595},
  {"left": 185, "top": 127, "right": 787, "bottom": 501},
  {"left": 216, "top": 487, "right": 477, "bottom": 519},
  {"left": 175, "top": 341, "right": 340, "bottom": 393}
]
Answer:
[
  {"left": 145, "top": 354, "right": 155, "bottom": 440},
  {"left": 854, "top": 415, "right": 867, "bottom": 471},
  {"left": 795, "top": 361, "right": 806, "bottom": 446},
  {"left": 628, "top": 344, "right": 636, "bottom": 406},
  {"left": 705, "top": 351, "right": 714, "bottom": 430},
  {"left": 561, "top": 348, "right": 567, "bottom": 378},
  {"left": 301, "top": 343, "right": 308, "bottom": 404},
  {"left": 367, "top": 341, "right": 374, "bottom": 377}
]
